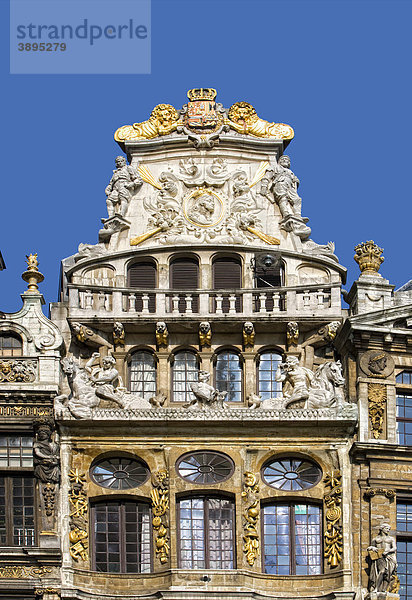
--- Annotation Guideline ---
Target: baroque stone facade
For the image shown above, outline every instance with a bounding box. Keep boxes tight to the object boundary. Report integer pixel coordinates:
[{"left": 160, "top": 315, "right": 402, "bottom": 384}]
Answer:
[{"left": 1, "top": 89, "right": 411, "bottom": 600}]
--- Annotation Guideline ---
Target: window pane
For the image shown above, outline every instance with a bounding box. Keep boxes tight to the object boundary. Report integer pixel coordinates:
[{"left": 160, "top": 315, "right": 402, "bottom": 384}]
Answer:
[
  {"left": 93, "top": 501, "right": 152, "bottom": 573},
  {"left": 129, "top": 351, "right": 156, "bottom": 398},
  {"left": 398, "top": 502, "right": 412, "bottom": 600},
  {"left": 258, "top": 352, "right": 282, "bottom": 399},
  {"left": 0, "top": 334, "right": 23, "bottom": 357},
  {"left": 178, "top": 497, "right": 234, "bottom": 569},
  {"left": 263, "top": 503, "right": 321, "bottom": 575},
  {"left": 0, "top": 436, "right": 33, "bottom": 468},
  {"left": 215, "top": 352, "right": 242, "bottom": 402},
  {"left": 172, "top": 351, "right": 198, "bottom": 403},
  {"left": 12, "top": 477, "right": 35, "bottom": 547},
  {"left": 397, "top": 395, "right": 412, "bottom": 445}
]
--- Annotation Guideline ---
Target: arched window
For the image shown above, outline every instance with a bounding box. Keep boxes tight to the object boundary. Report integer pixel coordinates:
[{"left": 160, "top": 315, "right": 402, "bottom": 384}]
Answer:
[
  {"left": 172, "top": 351, "right": 199, "bottom": 403},
  {"left": 257, "top": 351, "right": 282, "bottom": 400},
  {"left": 170, "top": 257, "right": 199, "bottom": 312},
  {"left": 0, "top": 333, "right": 22, "bottom": 357},
  {"left": 215, "top": 351, "right": 242, "bottom": 402},
  {"left": 212, "top": 257, "right": 242, "bottom": 313},
  {"left": 91, "top": 499, "right": 152, "bottom": 573},
  {"left": 129, "top": 351, "right": 156, "bottom": 399},
  {"left": 127, "top": 261, "right": 156, "bottom": 312},
  {"left": 262, "top": 502, "right": 322, "bottom": 575},
  {"left": 178, "top": 496, "right": 235, "bottom": 569}
]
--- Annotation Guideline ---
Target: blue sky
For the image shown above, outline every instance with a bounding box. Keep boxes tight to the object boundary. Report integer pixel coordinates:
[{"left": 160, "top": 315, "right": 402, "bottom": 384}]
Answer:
[{"left": 1, "top": 0, "right": 411, "bottom": 312}]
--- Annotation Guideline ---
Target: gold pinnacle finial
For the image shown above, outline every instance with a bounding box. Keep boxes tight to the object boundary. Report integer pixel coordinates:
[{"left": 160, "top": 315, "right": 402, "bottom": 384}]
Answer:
[
  {"left": 354, "top": 240, "right": 384, "bottom": 276},
  {"left": 22, "top": 253, "right": 44, "bottom": 292}
]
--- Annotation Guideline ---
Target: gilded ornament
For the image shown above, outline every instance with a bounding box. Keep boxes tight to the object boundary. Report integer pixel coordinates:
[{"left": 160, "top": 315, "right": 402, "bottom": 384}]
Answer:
[
  {"left": 242, "top": 471, "right": 260, "bottom": 566},
  {"left": 0, "top": 359, "right": 37, "bottom": 383},
  {"left": 156, "top": 322, "right": 169, "bottom": 347},
  {"left": 227, "top": 102, "right": 294, "bottom": 140},
  {"left": 68, "top": 468, "right": 88, "bottom": 562},
  {"left": 0, "top": 565, "right": 52, "bottom": 578},
  {"left": 199, "top": 322, "right": 212, "bottom": 347},
  {"left": 115, "top": 104, "right": 180, "bottom": 142},
  {"left": 323, "top": 470, "right": 343, "bottom": 568},
  {"left": 368, "top": 383, "right": 387, "bottom": 439},
  {"left": 354, "top": 240, "right": 384, "bottom": 275},
  {"left": 286, "top": 322, "right": 299, "bottom": 347},
  {"left": 22, "top": 253, "right": 44, "bottom": 291},
  {"left": 150, "top": 469, "right": 169, "bottom": 564},
  {"left": 183, "top": 187, "right": 224, "bottom": 228},
  {"left": 243, "top": 322, "right": 255, "bottom": 348}
]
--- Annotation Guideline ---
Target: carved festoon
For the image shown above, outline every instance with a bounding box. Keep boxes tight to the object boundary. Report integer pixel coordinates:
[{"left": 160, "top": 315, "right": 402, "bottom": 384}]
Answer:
[
  {"left": 243, "top": 322, "right": 255, "bottom": 348},
  {"left": 324, "top": 470, "right": 343, "bottom": 568},
  {"left": 150, "top": 469, "right": 169, "bottom": 565},
  {"left": 286, "top": 321, "right": 299, "bottom": 347},
  {"left": 241, "top": 472, "right": 260, "bottom": 566},
  {"left": 0, "top": 359, "right": 37, "bottom": 383},
  {"left": 112, "top": 322, "right": 125, "bottom": 348},
  {"left": 156, "top": 322, "right": 169, "bottom": 347},
  {"left": 199, "top": 322, "right": 212, "bottom": 347},
  {"left": 368, "top": 383, "right": 387, "bottom": 439}
]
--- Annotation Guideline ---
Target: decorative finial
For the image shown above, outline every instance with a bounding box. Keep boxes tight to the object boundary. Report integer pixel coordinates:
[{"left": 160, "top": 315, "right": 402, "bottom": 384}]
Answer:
[
  {"left": 22, "top": 253, "right": 44, "bottom": 291},
  {"left": 354, "top": 241, "right": 384, "bottom": 276}
]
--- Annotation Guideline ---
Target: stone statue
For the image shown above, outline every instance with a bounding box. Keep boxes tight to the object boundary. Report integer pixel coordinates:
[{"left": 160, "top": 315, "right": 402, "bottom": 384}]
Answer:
[
  {"left": 156, "top": 322, "right": 169, "bottom": 347},
  {"left": 243, "top": 322, "right": 255, "bottom": 347},
  {"left": 227, "top": 102, "right": 294, "bottom": 140},
  {"left": 260, "top": 156, "right": 311, "bottom": 239},
  {"left": 186, "top": 370, "right": 227, "bottom": 409},
  {"left": 199, "top": 322, "right": 212, "bottom": 347},
  {"left": 275, "top": 356, "right": 313, "bottom": 407},
  {"left": 105, "top": 156, "right": 143, "bottom": 218},
  {"left": 287, "top": 322, "right": 299, "bottom": 347},
  {"left": 55, "top": 354, "right": 154, "bottom": 419},
  {"left": 113, "top": 322, "right": 125, "bottom": 348},
  {"left": 367, "top": 523, "right": 398, "bottom": 593},
  {"left": 33, "top": 419, "right": 60, "bottom": 483}
]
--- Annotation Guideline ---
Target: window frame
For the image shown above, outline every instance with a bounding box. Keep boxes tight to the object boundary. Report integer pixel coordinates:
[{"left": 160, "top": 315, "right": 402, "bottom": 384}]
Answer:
[
  {"left": 256, "top": 350, "right": 283, "bottom": 400},
  {"left": 128, "top": 350, "right": 157, "bottom": 398},
  {"left": 396, "top": 495, "right": 412, "bottom": 600},
  {"left": 261, "top": 500, "right": 323, "bottom": 576},
  {"left": 171, "top": 350, "right": 200, "bottom": 404},
  {"left": 0, "top": 333, "right": 23, "bottom": 357},
  {"left": 396, "top": 371, "right": 412, "bottom": 446},
  {"left": 90, "top": 498, "right": 153, "bottom": 574},
  {"left": 0, "top": 474, "right": 36, "bottom": 547},
  {"left": 177, "top": 494, "right": 236, "bottom": 570},
  {"left": 214, "top": 349, "right": 243, "bottom": 403}
]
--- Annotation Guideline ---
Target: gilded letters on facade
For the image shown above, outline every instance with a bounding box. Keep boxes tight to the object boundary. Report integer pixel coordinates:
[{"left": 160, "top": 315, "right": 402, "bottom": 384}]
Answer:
[
  {"left": 241, "top": 471, "right": 260, "bottom": 566},
  {"left": 324, "top": 470, "right": 343, "bottom": 568},
  {"left": 150, "top": 469, "right": 169, "bottom": 564},
  {"left": 368, "top": 383, "right": 387, "bottom": 439}
]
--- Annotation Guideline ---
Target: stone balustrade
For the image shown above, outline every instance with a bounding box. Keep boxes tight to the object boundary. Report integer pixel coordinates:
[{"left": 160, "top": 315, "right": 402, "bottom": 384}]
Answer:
[{"left": 67, "top": 283, "right": 342, "bottom": 318}]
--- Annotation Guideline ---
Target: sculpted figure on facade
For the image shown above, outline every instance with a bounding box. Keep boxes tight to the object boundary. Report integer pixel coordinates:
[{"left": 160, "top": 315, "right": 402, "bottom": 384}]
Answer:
[
  {"left": 227, "top": 102, "right": 294, "bottom": 140},
  {"left": 367, "top": 523, "right": 398, "bottom": 594},
  {"left": 71, "top": 322, "right": 112, "bottom": 349},
  {"left": 33, "top": 419, "right": 60, "bottom": 484},
  {"left": 113, "top": 322, "right": 125, "bottom": 348},
  {"left": 199, "top": 322, "right": 212, "bottom": 347},
  {"left": 186, "top": 370, "right": 227, "bottom": 409},
  {"left": 243, "top": 322, "right": 255, "bottom": 347},
  {"left": 287, "top": 322, "right": 299, "bottom": 347},
  {"left": 260, "top": 156, "right": 311, "bottom": 239},
  {"left": 105, "top": 156, "right": 142, "bottom": 218},
  {"left": 275, "top": 356, "right": 313, "bottom": 407},
  {"left": 115, "top": 104, "right": 180, "bottom": 142},
  {"left": 156, "top": 322, "right": 169, "bottom": 347}
]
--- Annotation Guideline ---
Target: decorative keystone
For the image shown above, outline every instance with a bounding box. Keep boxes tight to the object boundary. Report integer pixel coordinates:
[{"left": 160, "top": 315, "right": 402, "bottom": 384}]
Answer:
[
  {"left": 354, "top": 240, "right": 384, "bottom": 276},
  {"left": 22, "top": 253, "right": 44, "bottom": 291}
]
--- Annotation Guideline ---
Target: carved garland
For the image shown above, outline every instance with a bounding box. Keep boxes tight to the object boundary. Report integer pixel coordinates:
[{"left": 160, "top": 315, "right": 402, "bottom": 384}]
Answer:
[
  {"left": 150, "top": 469, "right": 169, "bottom": 564},
  {"left": 68, "top": 469, "right": 88, "bottom": 562},
  {"left": 0, "top": 359, "right": 37, "bottom": 383},
  {"left": 324, "top": 470, "right": 343, "bottom": 568},
  {"left": 241, "top": 471, "right": 260, "bottom": 566},
  {"left": 368, "top": 383, "right": 387, "bottom": 439}
]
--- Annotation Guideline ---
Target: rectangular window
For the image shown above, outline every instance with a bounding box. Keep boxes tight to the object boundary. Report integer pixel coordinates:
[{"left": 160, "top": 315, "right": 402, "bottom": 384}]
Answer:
[
  {"left": 178, "top": 497, "right": 235, "bottom": 569},
  {"left": 0, "top": 436, "right": 33, "bottom": 468},
  {"left": 397, "top": 501, "right": 412, "bottom": 600},
  {"left": 396, "top": 394, "right": 412, "bottom": 445},
  {"left": 263, "top": 503, "right": 322, "bottom": 575},
  {"left": 0, "top": 475, "right": 35, "bottom": 546}
]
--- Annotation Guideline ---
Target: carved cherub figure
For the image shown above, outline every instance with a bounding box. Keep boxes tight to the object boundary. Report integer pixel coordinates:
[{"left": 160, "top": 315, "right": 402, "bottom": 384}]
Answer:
[
  {"left": 243, "top": 322, "right": 255, "bottom": 347},
  {"left": 156, "top": 322, "right": 169, "bottom": 347},
  {"left": 199, "top": 322, "right": 212, "bottom": 347}
]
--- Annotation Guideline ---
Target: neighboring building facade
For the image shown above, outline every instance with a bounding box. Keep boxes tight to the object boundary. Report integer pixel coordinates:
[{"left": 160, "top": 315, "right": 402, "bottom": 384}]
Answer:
[{"left": 0, "top": 89, "right": 411, "bottom": 600}]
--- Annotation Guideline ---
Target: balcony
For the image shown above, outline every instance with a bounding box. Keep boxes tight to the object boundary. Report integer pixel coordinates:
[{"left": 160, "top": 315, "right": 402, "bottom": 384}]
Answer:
[{"left": 67, "top": 283, "right": 342, "bottom": 319}]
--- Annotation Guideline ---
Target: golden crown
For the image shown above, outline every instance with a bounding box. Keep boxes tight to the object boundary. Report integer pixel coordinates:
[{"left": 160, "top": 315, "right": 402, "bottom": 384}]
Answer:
[{"left": 187, "top": 88, "right": 217, "bottom": 102}]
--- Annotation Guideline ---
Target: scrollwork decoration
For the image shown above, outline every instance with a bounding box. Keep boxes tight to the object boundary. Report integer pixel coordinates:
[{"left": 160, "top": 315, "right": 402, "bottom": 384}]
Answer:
[
  {"left": 241, "top": 471, "right": 260, "bottom": 566},
  {"left": 150, "top": 469, "right": 169, "bottom": 564},
  {"left": 324, "top": 470, "right": 343, "bottom": 568}
]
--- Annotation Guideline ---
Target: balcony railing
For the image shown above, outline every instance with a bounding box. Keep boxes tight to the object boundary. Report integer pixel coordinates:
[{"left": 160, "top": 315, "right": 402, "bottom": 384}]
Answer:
[{"left": 67, "top": 283, "right": 342, "bottom": 318}]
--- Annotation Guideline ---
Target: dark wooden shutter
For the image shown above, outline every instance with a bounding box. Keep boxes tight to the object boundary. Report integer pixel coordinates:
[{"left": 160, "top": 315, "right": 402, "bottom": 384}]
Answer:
[
  {"left": 213, "top": 258, "right": 242, "bottom": 289},
  {"left": 127, "top": 262, "right": 156, "bottom": 288},
  {"left": 127, "top": 262, "right": 156, "bottom": 312},
  {"left": 170, "top": 258, "right": 199, "bottom": 312},
  {"left": 212, "top": 258, "right": 242, "bottom": 313}
]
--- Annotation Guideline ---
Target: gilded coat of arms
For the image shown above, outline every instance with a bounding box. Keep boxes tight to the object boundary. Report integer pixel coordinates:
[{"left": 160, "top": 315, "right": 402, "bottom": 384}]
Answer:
[{"left": 184, "top": 88, "right": 222, "bottom": 133}]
